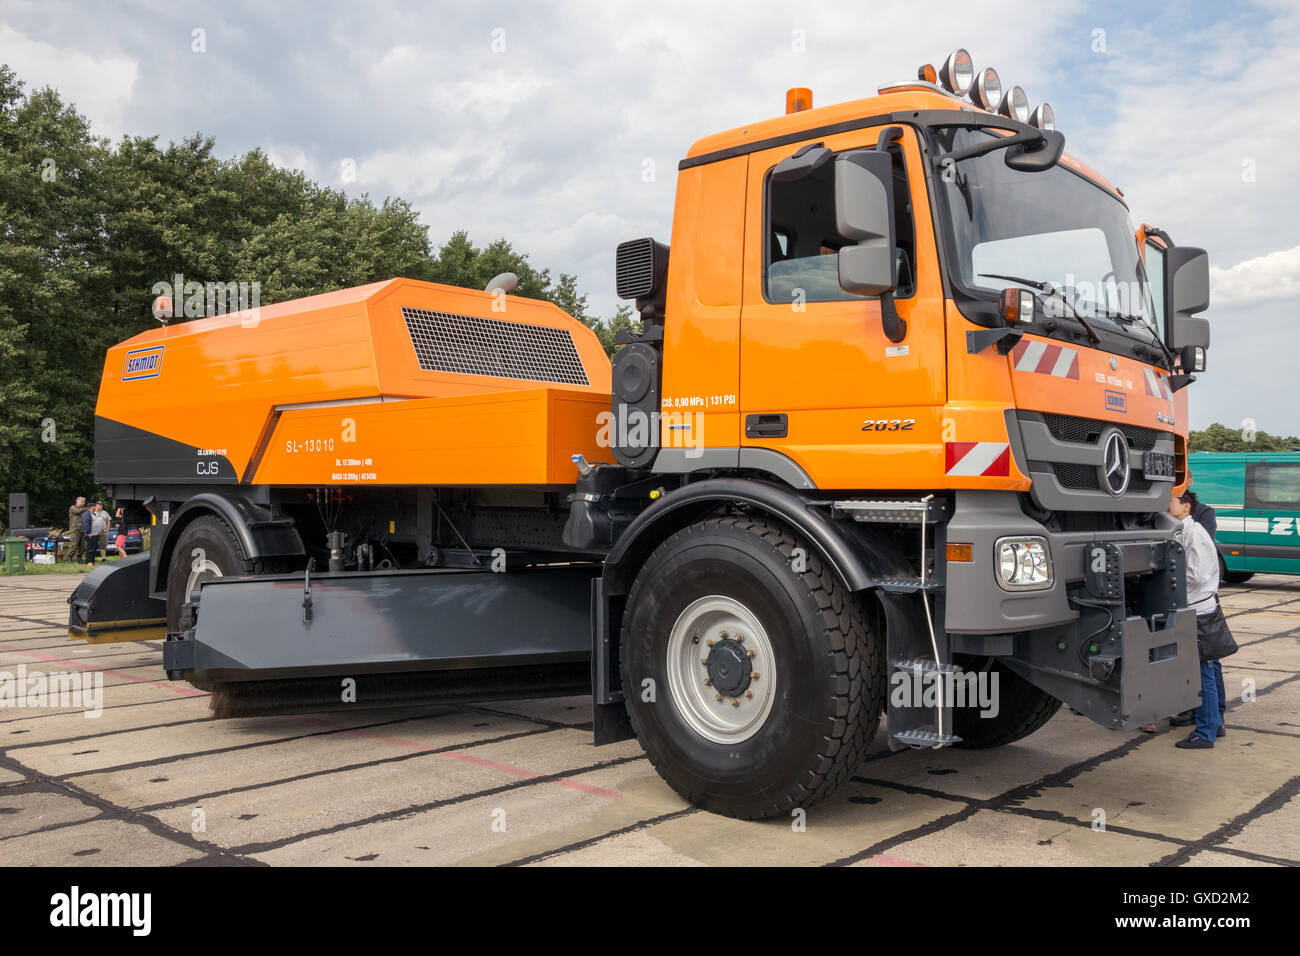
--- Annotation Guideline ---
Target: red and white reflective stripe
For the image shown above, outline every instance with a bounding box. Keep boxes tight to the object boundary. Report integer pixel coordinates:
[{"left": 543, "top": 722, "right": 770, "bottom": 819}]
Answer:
[
  {"left": 1011, "top": 340, "right": 1079, "bottom": 379},
  {"left": 1142, "top": 367, "right": 1172, "bottom": 400},
  {"left": 945, "top": 441, "right": 1011, "bottom": 477}
]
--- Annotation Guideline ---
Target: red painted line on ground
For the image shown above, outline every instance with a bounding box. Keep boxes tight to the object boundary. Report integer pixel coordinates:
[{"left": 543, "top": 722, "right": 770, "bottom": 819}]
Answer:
[
  {"left": 0, "top": 643, "right": 207, "bottom": 698},
  {"left": 302, "top": 718, "right": 622, "bottom": 800}
]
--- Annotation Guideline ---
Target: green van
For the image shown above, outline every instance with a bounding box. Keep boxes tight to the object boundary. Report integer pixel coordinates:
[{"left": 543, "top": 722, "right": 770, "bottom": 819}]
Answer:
[{"left": 1189, "top": 451, "right": 1300, "bottom": 584}]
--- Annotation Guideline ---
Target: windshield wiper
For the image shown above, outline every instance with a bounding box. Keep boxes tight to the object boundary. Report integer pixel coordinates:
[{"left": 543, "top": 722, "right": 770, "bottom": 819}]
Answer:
[
  {"left": 977, "top": 273, "right": 1101, "bottom": 345},
  {"left": 1090, "top": 308, "right": 1177, "bottom": 368}
]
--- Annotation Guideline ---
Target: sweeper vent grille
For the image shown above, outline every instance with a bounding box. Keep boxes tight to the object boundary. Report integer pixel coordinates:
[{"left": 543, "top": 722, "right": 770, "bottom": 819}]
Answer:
[{"left": 401, "top": 307, "right": 590, "bottom": 385}]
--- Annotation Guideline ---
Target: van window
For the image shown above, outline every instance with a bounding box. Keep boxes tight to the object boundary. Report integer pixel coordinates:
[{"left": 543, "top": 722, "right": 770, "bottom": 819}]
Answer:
[
  {"left": 764, "top": 142, "right": 915, "bottom": 305},
  {"left": 1246, "top": 462, "right": 1300, "bottom": 510}
]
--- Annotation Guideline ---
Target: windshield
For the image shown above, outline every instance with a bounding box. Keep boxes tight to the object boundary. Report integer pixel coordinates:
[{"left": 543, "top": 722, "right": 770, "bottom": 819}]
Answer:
[{"left": 934, "top": 127, "right": 1158, "bottom": 336}]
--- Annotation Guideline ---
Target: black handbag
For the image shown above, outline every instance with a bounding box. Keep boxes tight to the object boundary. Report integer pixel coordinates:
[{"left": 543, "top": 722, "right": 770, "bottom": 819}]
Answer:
[{"left": 1196, "top": 602, "right": 1238, "bottom": 661}]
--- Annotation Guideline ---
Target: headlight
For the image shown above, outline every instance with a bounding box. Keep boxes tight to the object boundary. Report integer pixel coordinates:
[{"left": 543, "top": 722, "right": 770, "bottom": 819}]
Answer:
[
  {"left": 971, "top": 67, "right": 1001, "bottom": 110},
  {"left": 995, "top": 536, "right": 1053, "bottom": 590}
]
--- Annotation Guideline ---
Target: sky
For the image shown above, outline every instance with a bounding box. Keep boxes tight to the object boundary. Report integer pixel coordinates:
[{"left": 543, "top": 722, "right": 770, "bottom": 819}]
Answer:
[{"left": 2, "top": 0, "right": 1296, "bottom": 432}]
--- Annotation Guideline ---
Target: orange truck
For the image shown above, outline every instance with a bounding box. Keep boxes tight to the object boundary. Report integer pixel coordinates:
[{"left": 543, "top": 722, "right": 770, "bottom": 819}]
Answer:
[{"left": 70, "top": 49, "right": 1212, "bottom": 819}]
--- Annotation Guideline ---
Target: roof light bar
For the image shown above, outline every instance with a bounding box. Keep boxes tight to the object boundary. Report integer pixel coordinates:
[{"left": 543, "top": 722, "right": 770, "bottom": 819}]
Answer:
[
  {"left": 938, "top": 48, "right": 974, "bottom": 95},
  {"left": 998, "top": 85, "right": 1029, "bottom": 123},
  {"left": 971, "top": 67, "right": 1001, "bottom": 110}
]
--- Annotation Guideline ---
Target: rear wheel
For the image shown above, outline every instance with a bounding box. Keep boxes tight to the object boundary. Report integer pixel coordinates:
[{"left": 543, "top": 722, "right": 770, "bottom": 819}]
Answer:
[
  {"left": 620, "top": 516, "right": 885, "bottom": 819},
  {"left": 1218, "top": 554, "right": 1254, "bottom": 585},
  {"left": 164, "top": 515, "right": 289, "bottom": 632},
  {"left": 951, "top": 656, "right": 1061, "bottom": 748}
]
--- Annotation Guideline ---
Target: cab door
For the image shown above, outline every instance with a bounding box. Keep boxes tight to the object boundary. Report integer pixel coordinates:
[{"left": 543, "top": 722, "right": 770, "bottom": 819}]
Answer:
[
  {"left": 1244, "top": 460, "right": 1300, "bottom": 574},
  {"left": 738, "top": 124, "right": 946, "bottom": 490}
]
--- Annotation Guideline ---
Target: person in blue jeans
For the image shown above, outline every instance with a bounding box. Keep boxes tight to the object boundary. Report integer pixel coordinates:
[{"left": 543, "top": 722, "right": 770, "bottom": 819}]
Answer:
[{"left": 1168, "top": 491, "right": 1224, "bottom": 748}]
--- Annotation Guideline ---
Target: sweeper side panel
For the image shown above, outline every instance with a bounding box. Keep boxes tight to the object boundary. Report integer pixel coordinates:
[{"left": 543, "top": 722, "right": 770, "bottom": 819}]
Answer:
[{"left": 164, "top": 563, "right": 601, "bottom": 718}]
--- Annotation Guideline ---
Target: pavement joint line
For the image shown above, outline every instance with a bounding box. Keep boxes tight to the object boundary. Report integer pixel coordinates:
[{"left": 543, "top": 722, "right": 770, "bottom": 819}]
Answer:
[
  {"left": 0, "top": 751, "right": 264, "bottom": 866},
  {"left": 848, "top": 775, "right": 1300, "bottom": 867},
  {"left": 297, "top": 714, "right": 626, "bottom": 798},
  {"left": 223, "top": 752, "right": 648, "bottom": 857},
  {"left": 829, "top": 669, "right": 1300, "bottom": 867},
  {"left": 500, "top": 807, "right": 700, "bottom": 867},
  {"left": 134, "top": 724, "right": 564, "bottom": 812},
  {"left": 0, "top": 693, "right": 207, "bottom": 726},
  {"left": 0, "top": 641, "right": 206, "bottom": 698},
  {"left": 2, "top": 716, "right": 214, "bottom": 752},
  {"left": 1152, "top": 773, "right": 1300, "bottom": 867},
  {"left": 466, "top": 702, "right": 594, "bottom": 732},
  {"left": 50, "top": 710, "right": 460, "bottom": 780}
]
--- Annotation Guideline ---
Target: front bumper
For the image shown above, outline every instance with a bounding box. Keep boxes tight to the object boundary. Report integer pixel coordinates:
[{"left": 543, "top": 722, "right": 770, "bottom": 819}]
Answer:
[{"left": 943, "top": 491, "right": 1199, "bottom": 729}]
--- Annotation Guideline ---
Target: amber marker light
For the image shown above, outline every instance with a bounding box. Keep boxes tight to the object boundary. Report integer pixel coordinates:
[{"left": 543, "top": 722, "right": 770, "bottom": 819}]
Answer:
[
  {"left": 786, "top": 87, "right": 813, "bottom": 114},
  {"left": 947, "top": 543, "right": 974, "bottom": 563}
]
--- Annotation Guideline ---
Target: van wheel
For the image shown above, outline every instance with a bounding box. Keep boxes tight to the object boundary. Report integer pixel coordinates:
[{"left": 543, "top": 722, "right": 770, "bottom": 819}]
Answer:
[
  {"left": 620, "top": 516, "right": 885, "bottom": 820},
  {"left": 951, "top": 657, "right": 1061, "bottom": 748},
  {"left": 165, "top": 515, "right": 286, "bottom": 632},
  {"left": 1218, "top": 555, "right": 1254, "bottom": 585}
]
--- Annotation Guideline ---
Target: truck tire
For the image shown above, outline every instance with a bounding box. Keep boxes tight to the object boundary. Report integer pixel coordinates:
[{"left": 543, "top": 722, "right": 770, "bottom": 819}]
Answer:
[
  {"left": 951, "top": 657, "right": 1060, "bottom": 748},
  {"left": 1218, "top": 555, "right": 1253, "bottom": 585},
  {"left": 164, "top": 515, "right": 282, "bottom": 632},
  {"left": 620, "top": 516, "right": 884, "bottom": 819}
]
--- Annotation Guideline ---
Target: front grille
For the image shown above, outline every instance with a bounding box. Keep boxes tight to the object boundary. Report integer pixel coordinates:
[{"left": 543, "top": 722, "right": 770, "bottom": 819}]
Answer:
[
  {"left": 1052, "top": 462, "right": 1097, "bottom": 490},
  {"left": 1051, "top": 462, "right": 1152, "bottom": 494},
  {"left": 401, "top": 307, "right": 589, "bottom": 386},
  {"left": 1043, "top": 413, "right": 1162, "bottom": 451}
]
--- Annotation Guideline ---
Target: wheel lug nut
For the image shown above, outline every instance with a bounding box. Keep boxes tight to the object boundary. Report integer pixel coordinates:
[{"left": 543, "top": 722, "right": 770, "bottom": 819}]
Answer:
[
  {"left": 736, "top": 634, "right": 744, "bottom": 642},
  {"left": 730, "top": 698, "right": 740, "bottom": 707},
  {"left": 706, "top": 639, "right": 714, "bottom": 647},
  {"left": 714, "top": 693, "right": 723, "bottom": 702},
  {"left": 701, "top": 657, "right": 709, "bottom": 665},
  {"left": 703, "top": 677, "right": 712, "bottom": 686},
  {"left": 719, "top": 630, "right": 728, "bottom": 639},
  {"left": 747, "top": 648, "right": 756, "bottom": 658},
  {"left": 751, "top": 670, "right": 760, "bottom": 680},
  {"left": 745, "top": 690, "right": 754, "bottom": 699}
]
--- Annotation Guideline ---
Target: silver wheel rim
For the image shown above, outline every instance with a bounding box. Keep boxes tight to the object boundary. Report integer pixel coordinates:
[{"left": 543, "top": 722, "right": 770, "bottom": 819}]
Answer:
[
  {"left": 185, "top": 547, "right": 223, "bottom": 597},
  {"left": 665, "top": 595, "right": 776, "bottom": 744}
]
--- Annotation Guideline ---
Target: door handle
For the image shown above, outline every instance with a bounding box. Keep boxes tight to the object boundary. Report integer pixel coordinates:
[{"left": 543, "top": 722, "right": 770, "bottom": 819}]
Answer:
[{"left": 745, "top": 413, "right": 788, "bottom": 438}]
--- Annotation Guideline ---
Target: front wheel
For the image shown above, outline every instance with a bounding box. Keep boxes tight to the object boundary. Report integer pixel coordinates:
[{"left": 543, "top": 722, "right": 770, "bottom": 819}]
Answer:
[
  {"left": 620, "top": 516, "right": 885, "bottom": 819},
  {"left": 951, "top": 656, "right": 1061, "bottom": 748}
]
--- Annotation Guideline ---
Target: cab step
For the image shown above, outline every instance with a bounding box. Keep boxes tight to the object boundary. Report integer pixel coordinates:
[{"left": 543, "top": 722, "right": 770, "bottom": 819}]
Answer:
[{"left": 890, "top": 728, "right": 963, "bottom": 747}]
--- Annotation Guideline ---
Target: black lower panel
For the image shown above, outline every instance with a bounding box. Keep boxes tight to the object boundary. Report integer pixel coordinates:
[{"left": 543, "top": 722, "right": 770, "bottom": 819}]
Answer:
[{"left": 166, "top": 564, "right": 601, "bottom": 684}]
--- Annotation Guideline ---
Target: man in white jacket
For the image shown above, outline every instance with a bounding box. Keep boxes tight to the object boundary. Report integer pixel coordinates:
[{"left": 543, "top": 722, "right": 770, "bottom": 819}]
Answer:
[{"left": 1168, "top": 491, "right": 1224, "bottom": 749}]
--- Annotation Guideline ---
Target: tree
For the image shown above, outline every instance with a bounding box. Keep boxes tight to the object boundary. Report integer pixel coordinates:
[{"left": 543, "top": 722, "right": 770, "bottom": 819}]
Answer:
[
  {"left": 0, "top": 64, "right": 620, "bottom": 523},
  {"left": 1188, "top": 423, "right": 1300, "bottom": 453}
]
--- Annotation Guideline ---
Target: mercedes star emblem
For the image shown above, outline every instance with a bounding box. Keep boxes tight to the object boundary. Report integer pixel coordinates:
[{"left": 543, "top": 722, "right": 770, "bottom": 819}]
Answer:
[{"left": 1099, "top": 429, "right": 1131, "bottom": 496}]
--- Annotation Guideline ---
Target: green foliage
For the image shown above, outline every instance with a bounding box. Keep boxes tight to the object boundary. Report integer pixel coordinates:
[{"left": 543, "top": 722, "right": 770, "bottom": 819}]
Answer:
[
  {"left": 0, "top": 65, "right": 624, "bottom": 523},
  {"left": 1189, "top": 423, "right": 1300, "bottom": 453}
]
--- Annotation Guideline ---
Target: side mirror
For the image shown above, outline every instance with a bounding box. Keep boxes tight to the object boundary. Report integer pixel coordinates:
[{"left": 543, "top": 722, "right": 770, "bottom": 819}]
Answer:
[
  {"left": 1166, "top": 246, "right": 1210, "bottom": 349},
  {"left": 835, "top": 149, "right": 896, "bottom": 297},
  {"left": 1004, "top": 129, "right": 1065, "bottom": 172}
]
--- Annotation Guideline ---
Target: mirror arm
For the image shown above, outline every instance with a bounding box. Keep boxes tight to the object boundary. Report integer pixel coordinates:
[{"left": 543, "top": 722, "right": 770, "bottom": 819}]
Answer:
[
  {"left": 938, "top": 128, "right": 1041, "bottom": 165},
  {"left": 881, "top": 293, "right": 906, "bottom": 343}
]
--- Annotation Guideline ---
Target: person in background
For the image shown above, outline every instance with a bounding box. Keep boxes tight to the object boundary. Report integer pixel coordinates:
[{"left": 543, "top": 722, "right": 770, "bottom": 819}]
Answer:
[
  {"left": 1170, "top": 480, "right": 1222, "bottom": 728},
  {"left": 91, "top": 501, "right": 111, "bottom": 560},
  {"left": 114, "top": 507, "right": 127, "bottom": 556},
  {"left": 66, "top": 496, "right": 87, "bottom": 563},
  {"left": 1168, "top": 490, "right": 1225, "bottom": 749},
  {"left": 81, "top": 503, "right": 99, "bottom": 564}
]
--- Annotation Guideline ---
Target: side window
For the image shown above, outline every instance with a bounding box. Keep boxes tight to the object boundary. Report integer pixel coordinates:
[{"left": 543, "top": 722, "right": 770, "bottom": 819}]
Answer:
[
  {"left": 1246, "top": 463, "right": 1300, "bottom": 510},
  {"left": 1144, "top": 241, "right": 1167, "bottom": 340},
  {"left": 763, "top": 140, "right": 916, "bottom": 305}
]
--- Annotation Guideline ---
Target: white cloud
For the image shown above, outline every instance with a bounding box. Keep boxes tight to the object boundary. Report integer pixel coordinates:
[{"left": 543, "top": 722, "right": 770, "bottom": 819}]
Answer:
[
  {"left": 1210, "top": 244, "right": 1300, "bottom": 306},
  {"left": 0, "top": 24, "right": 138, "bottom": 137}
]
